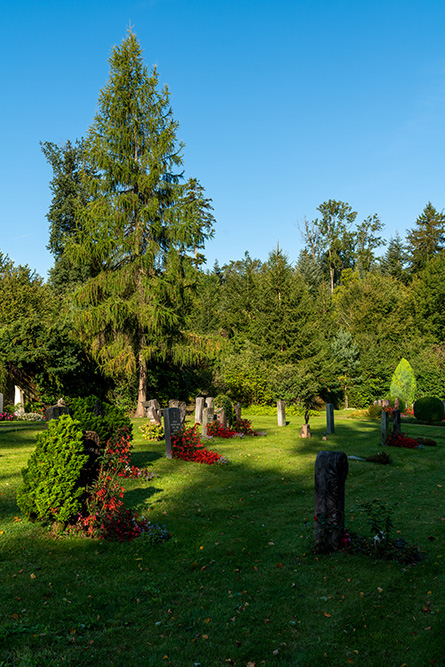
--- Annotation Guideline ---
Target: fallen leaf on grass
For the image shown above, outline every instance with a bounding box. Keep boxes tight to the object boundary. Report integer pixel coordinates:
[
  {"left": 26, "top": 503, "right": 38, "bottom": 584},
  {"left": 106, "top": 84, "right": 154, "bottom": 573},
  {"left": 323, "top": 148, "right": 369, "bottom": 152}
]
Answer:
[{"left": 323, "top": 612, "right": 331, "bottom": 618}]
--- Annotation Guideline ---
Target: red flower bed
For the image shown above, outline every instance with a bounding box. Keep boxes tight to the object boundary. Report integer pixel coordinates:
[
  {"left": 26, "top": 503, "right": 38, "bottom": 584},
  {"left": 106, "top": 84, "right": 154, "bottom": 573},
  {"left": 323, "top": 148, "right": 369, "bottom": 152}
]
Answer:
[
  {"left": 172, "top": 425, "right": 225, "bottom": 464},
  {"left": 206, "top": 418, "right": 254, "bottom": 438},
  {"left": 386, "top": 432, "right": 419, "bottom": 449}
]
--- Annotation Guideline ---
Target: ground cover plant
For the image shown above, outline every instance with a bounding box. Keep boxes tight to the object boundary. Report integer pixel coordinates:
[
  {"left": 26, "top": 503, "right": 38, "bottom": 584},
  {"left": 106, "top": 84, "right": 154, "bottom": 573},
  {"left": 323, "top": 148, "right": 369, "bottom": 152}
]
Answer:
[{"left": 0, "top": 413, "right": 444, "bottom": 666}]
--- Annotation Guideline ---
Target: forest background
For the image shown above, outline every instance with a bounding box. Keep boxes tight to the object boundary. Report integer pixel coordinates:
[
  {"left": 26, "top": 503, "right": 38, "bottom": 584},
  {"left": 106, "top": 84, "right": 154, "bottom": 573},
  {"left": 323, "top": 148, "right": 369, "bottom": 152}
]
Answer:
[{"left": 1, "top": 31, "right": 445, "bottom": 416}]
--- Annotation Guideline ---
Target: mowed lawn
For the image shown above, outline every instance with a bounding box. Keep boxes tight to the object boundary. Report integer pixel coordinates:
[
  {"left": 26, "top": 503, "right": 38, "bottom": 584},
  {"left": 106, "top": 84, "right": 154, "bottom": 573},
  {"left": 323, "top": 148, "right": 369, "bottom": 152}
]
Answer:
[{"left": 0, "top": 413, "right": 444, "bottom": 666}]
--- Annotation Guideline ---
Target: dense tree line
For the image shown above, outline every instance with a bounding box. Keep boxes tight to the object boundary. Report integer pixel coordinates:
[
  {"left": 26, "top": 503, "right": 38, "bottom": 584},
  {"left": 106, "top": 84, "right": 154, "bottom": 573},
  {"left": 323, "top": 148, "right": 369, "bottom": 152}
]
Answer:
[{"left": 1, "top": 32, "right": 444, "bottom": 413}]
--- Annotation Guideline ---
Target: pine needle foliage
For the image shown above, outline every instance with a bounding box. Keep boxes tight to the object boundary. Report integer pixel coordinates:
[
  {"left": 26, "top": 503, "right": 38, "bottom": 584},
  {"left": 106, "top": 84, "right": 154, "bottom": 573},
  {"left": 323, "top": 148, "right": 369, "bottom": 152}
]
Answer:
[{"left": 64, "top": 31, "right": 215, "bottom": 414}]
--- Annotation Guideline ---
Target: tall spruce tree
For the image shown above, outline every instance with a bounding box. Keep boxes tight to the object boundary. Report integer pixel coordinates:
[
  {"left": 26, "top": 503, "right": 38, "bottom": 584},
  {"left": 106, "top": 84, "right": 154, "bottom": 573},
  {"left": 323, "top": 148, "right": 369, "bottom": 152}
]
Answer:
[
  {"left": 64, "top": 30, "right": 214, "bottom": 416},
  {"left": 406, "top": 202, "right": 445, "bottom": 273}
]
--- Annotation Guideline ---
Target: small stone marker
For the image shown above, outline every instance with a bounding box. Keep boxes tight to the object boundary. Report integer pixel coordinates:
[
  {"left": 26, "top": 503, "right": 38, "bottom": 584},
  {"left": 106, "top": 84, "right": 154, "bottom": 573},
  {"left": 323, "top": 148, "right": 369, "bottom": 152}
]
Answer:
[
  {"left": 300, "top": 424, "right": 311, "bottom": 438},
  {"left": 394, "top": 397, "right": 399, "bottom": 409},
  {"left": 44, "top": 403, "right": 70, "bottom": 423},
  {"left": 202, "top": 407, "right": 214, "bottom": 437},
  {"left": 143, "top": 399, "right": 162, "bottom": 425},
  {"left": 216, "top": 408, "right": 227, "bottom": 429},
  {"left": 277, "top": 400, "right": 286, "bottom": 427},
  {"left": 392, "top": 408, "right": 401, "bottom": 434},
  {"left": 234, "top": 402, "right": 241, "bottom": 422},
  {"left": 382, "top": 399, "right": 390, "bottom": 408},
  {"left": 163, "top": 407, "right": 182, "bottom": 459},
  {"left": 381, "top": 410, "right": 389, "bottom": 445},
  {"left": 205, "top": 397, "right": 214, "bottom": 409},
  {"left": 326, "top": 403, "right": 335, "bottom": 434},
  {"left": 168, "top": 399, "right": 186, "bottom": 426},
  {"left": 195, "top": 397, "right": 205, "bottom": 424},
  {"left": 314, "top": 451, "right": 349, "bottom": 553}
]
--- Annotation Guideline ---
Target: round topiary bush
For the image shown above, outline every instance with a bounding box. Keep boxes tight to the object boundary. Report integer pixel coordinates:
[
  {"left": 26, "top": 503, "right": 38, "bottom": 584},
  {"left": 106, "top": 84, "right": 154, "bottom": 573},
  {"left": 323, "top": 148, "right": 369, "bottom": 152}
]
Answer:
[{"left": 413, "top": 396, "right": 444, "bottom": 423}]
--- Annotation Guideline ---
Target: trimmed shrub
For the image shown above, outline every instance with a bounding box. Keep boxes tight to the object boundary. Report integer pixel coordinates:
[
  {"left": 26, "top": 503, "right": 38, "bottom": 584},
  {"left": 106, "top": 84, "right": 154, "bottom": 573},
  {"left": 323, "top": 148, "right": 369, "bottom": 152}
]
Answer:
[
  {"left": 413, "top": 396, "right": 444, "bottom": 423},
  {"left": 214, "top": 394, "right": 234, "bottom": 426},
  {"left": 17, "top": 415, "right": 88, "bottom": 524},
  {"left": 69, "top": 395, "right": 132, "bottom": 443},
  {"left": 390, "top": 358, "right": 416, "bottom": 407},
  {"left": 367, "top": 404, "right": 382, "bottom": 419}
]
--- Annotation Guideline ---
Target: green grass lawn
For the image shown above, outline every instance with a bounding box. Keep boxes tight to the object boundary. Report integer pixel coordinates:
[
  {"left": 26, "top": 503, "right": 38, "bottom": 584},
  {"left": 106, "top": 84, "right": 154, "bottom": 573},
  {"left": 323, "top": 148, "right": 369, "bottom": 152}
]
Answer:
[{"left": 1, "top": 414, "right": 444, "bottom": 666}]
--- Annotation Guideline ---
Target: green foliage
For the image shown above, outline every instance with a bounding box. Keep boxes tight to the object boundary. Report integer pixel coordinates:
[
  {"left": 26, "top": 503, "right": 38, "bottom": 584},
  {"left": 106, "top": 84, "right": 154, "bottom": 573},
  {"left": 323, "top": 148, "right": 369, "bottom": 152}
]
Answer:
[
  {"left": 390, "top": 358, "right": 416, "bottom": 407},
  {"left": 245, "top": 403, "right": 318, "bottom": 417},
  {"left": 61, "top": 31, "right": 214, "bottom": 416},
  {"left": 140, "top": 421, "right": 165, "bottom": 442},
  {"left": 269, "top": 363, "right": 320, "bottom": 407},
  {"left": 213, "top": 394, "right": 234, "bottom": 425},
  {"left": 69, "top": 396, "right": 132, "bottom": 443},
  {"left": 17, "top": 415, "right": 88, "bottom": 524},
  {"left": 367, "top": 404, "right": 382, "bottom": 419},
  {"left": 390, "top": 397, "right": 406, "bottom": 413},
  {"left": 406, "top": 202, "right": 445, "bottom": 273},
  {"left": 413, "top": 396, "right": 444, "bottom": 423}
]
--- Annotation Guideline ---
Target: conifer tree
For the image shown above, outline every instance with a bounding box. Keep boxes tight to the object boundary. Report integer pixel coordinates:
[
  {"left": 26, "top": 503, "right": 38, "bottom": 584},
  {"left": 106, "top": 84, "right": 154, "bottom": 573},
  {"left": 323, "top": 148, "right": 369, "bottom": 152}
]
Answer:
[
  {"left": 406, "top": 202, "right": 445, "bottom": 273},
  {"left": 64, "top": 30, "right": 214, "bottom": 416}
]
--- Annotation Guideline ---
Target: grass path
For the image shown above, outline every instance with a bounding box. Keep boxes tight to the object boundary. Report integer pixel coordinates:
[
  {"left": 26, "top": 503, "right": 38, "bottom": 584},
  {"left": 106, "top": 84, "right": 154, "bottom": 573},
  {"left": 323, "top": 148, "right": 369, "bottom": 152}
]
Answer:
[{"left": 0, "top": 414, "right": 444, "bottom": 666}]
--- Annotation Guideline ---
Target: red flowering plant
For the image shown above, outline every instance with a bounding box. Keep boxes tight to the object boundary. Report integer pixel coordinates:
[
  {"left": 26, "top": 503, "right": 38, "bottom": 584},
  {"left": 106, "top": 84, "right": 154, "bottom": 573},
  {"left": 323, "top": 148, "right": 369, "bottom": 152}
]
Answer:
[
  {"left": 205, "top": 418, "right": 260, "bottom": 439},
  {"left": 104, "top": 429, "right": 155, "bottom": 481},
  {"left": 386, "top": 432, "right": 419, "bottom": 449},
  {"left": 171, "top": 425, "right": 227, "bottom": 464}
]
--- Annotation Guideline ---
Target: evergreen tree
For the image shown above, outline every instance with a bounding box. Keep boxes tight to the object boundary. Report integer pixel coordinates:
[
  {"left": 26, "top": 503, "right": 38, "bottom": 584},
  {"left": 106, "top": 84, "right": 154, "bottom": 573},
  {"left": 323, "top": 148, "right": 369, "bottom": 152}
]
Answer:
[
  {"left": 389, "top": 358, "right": 416, "bottom": 407},
  {"left": 380, "top": 232, "right": 408, "bottom": 283},
  {"left": 330, "top": 328, "right": 361, "bottom": 409},
  {"left": 406, "top": 202, "right": 445, "bottom": 273},
  {"left": 64, "top": 31, "right": 214, "bottom": 416}
]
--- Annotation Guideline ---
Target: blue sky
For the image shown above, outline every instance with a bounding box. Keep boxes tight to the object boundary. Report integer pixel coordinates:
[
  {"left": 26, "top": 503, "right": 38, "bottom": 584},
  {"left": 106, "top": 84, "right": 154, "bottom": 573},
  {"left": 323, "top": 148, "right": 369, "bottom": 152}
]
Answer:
[{"left": 2, "top": 0, "right": 445, "bottom": 278}]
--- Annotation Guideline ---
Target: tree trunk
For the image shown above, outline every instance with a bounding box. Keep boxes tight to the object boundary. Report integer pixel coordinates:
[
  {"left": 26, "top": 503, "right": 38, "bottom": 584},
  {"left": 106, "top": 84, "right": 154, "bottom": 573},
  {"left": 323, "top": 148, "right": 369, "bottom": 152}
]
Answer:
[{"left": 134, "top": 349, "right": 147, "bottom": 418}]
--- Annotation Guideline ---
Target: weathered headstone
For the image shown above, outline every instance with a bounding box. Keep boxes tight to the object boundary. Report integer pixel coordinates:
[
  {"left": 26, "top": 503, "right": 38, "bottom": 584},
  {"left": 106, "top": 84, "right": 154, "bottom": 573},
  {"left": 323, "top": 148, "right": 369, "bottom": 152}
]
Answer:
[
  {"left": 299, "top": 424, "right": 311, "bottom": 438},
  {"left": 277, "top": 400, "right": 286, "bottom": 427},
  {"left": 142, "top": 399, "right": 162, "bottom": 424},
  {"left": 195, "top": 397, "right": 205, "bottom": 424},
  {"left": 382, "top": 399, "right": 390, "bottom": 408},
  {"left": 168, "top": 399, "right": 187, "bottom": 426},
  {"left": 205, "top": 397, "right": 214, "bottom": 409},
  {"left": 44, "top": 403, "right": 70, "bottom": 423},
  {"left": 163, "top": 407, "right": 182, "bottom": 459},
  {"left": 314, "top": 451, "right": 348, "bottom": 553},
  {"left": 381, "top": 410, "right": 389, "bottom": 445},
  {"left": 0, "top": 393, "right": 3, "bottom": 414},
  {"left": 392, "top": 408, "right": 401, "bottom": 434},
  {"left": 202, "top": 407, "right": 214, "bottom": 437},
  {"left": 326, "top": 403, "right": 335, "bottom": 434},
  {"left": 216, "top": 408, "right": 227, "bottom": 429},
  {"left": 394, "top": 397, "right": 400, "bottom": 409},
  {"left": 234, "top": 402, "right": 241, "bottom": 422}
]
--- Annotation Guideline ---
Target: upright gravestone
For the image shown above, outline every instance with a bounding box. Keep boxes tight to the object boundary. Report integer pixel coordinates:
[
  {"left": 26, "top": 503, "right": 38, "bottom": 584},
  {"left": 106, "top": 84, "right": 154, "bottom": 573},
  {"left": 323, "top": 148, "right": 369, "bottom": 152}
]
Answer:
[
  {"left": 381, "top": 410, "right": 389, "bottom": 445},
  {"left": 234, "top": 402, "right": 241, "bottom": 422},
  {"left": 314, "top": 451, "right": 348, "bottom": 553},
  {"left": 143, "top": 399, "right": 162, "bottom": 425},
  {"left": 326, "top": 403, "right": 335, "bottom": 434},
  {"left": 205, "top": 397, "right": 214, "bottom": 409},
  {"left": 394, "top": 397, "right": 399, "bottom": 409},
  {"left": 277, "top": 400, "right": 286, "bottom": 427},
  {"left": 382, "top": 399, "right": 390, "bottom": 409},
  {"left": 163, "top": 407, "right": 182, "bottom": 459},
  {"left": 0, "top": 393, "right": 3, "bottom": 414},
  {"left": 44, "top": 403, "right": 70, "bottom": 423},
  {"left": 392, "top": 408, "right": 401, "bottom": 434},
  {"left": 168, "top": 399, "right": 187, "bottom": 426},
  {"left": 195, "top": 397, "right": 205, "bottom": 424},
  {"left": 202, "top": 407, "right": 214, "bottom": 437},
  {"left": 216, "top": 408, "right": 227, "bottom": 429}
]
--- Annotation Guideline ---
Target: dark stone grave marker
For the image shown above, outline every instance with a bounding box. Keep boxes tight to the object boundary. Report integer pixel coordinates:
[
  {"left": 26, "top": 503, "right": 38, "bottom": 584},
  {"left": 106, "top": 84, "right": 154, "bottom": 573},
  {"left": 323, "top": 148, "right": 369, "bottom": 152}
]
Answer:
[
  {"left": 392, "top": 408, "right": 401, "bottom": 434},
  {"left": 164, "top": 407, "right": 182, "bottom": 459},
  {"left": 314, "top": 451, "right": 348, "bottom": 553},
  {"left": 326, "top": 403, "right": 335, "bottom": 434}
]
